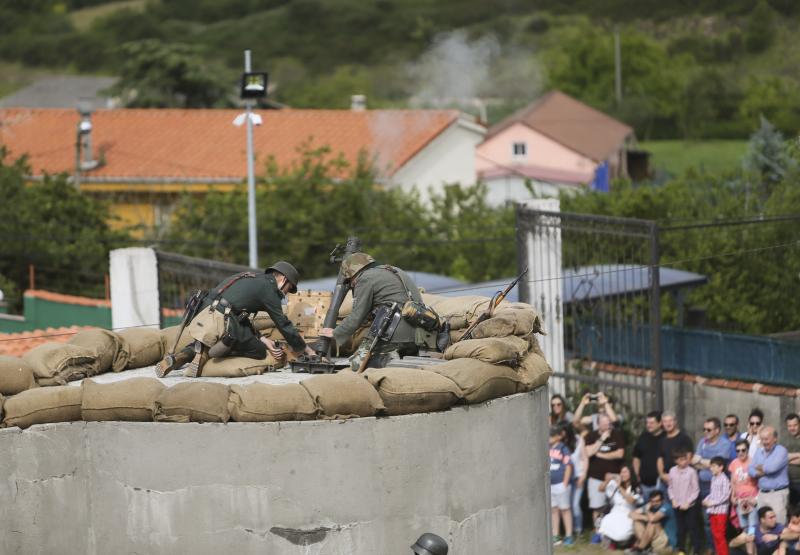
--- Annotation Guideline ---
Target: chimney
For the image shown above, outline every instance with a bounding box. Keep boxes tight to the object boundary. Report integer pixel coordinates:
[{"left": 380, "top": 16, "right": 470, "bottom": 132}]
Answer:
[
  {"left": 350, "top": 94, "right": 366, "bottom": 111},
  {"left": 76, "top": 100, "right": 99, "bottom": 172}
]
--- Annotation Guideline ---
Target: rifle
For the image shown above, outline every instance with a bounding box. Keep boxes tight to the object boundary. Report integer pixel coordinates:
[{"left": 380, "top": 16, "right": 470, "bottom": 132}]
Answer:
[
  {"left": 169, "top": 289, "right": 207, "bottom": 355},
  {"left": 455, "top": 267, "right": 529, "bottom": 343},
  {"left": 357, "top": 302, "right": 401, "bottom": 374}
]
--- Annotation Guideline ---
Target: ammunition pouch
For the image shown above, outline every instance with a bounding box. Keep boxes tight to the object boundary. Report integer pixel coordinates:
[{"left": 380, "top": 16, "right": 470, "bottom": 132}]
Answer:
[
  {"left": 400, "top": 300, "right": 441, "bottom": 332},
  {"left": 435, "top": 321, "right": 451, "bottom": 352}
]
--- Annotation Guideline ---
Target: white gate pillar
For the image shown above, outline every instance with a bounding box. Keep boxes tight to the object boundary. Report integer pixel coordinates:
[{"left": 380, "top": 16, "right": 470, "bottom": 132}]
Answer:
[{"left": 110, "top": 248, "right": 160, "bottom": 330}]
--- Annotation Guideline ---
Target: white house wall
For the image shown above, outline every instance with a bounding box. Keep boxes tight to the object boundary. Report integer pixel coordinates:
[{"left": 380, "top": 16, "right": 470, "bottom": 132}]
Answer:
[
  {"left": 390, "top": 120, "right": 484, "bottom": 203},
  {"left": 482, "top": 175, "right": 584, "bottom": 207}
]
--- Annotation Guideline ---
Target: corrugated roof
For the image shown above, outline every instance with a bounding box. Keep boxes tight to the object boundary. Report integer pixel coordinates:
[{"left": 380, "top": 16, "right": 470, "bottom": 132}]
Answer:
[
  {"left": 0, "top": 326, "right": 88, "bottom": 358},
  {"left": 486, "top": 90, "right": 633, "bottom": 162},
  {"left": 0, "top": 108, "right": 460, "bottom": 180}
]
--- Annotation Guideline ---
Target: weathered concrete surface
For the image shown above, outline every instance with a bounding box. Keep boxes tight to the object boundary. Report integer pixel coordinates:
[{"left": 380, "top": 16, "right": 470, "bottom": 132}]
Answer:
[{"left": 0, "top": 388, "right": 549, "bottom": 555}]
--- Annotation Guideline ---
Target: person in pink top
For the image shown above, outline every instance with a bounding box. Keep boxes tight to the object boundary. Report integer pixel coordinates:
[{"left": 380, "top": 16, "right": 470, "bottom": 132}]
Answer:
[
  {"left": 668, "top": 447, "right": 703, "bottom": 554},
  {"left": 730, "top": 438, "right": 759, "bottom": 554}
]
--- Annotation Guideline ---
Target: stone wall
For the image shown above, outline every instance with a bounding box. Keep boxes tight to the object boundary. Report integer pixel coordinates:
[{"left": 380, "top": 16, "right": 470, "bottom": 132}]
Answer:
[{"left": 0, "top": 389, "right": 549, "bottom": 555}]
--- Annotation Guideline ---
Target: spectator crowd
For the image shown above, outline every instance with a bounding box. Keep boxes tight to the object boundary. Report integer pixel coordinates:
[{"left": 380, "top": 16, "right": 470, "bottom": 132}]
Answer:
[{"left": 549, "top": 392, "right": 800, "bottom": 554}]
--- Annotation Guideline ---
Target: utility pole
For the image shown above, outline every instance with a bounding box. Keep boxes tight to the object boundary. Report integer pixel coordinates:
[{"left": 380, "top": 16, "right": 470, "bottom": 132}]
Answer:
[
  {"left": 244, "top": 49, "right": 258, "bottom": 269},
  {"left": 614, "top": 26, "right": 622, "bottom": 106}
]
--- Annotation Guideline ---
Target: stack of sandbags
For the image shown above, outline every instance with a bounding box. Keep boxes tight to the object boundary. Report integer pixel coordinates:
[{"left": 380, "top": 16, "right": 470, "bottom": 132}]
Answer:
[
  {"left": 0, "top": 355, "right": 38, "bottom": 395},
  {"left": 228, "top": 383, "right": 318, "bottom": 422},
  {"left": 68, "top": 328, "right": 129, "bottom": 374},
  {"left": 118, "top": 327, "right": 164, "bottom": 369},
  {"left": 414, "top": 294, "right": 551, "bottom": 402},
  {"left": 2, "top": 385, "right": 83, "bottom": 429},
  {"left": 81, "top": 378, "right": 165, "bottom": 422}
]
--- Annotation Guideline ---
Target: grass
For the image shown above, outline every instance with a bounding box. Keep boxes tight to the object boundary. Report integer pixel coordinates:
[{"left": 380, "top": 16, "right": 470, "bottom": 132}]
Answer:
[
  {"left": 69, "top": 0, "right": 148, "bottom": 31},
  {"left": 640, "top": 139, "right": 749, "bottom": 177},
  {"left": 0, "top": 61, "right": 47, "bottom": 100}
]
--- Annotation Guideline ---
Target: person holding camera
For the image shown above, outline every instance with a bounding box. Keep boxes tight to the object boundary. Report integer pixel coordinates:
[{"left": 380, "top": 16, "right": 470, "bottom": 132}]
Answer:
[
  {"left": 585, "top": 412, "right": 626, "bottom": 543},
  {"left": 574, "top": 391, "right": 621, "bottom": 431}
]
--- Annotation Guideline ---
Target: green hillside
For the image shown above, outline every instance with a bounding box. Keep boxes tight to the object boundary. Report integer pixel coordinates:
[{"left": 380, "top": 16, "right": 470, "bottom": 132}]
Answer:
[{"left": 1, "top": 0, "right": 798, "bottom": 141}]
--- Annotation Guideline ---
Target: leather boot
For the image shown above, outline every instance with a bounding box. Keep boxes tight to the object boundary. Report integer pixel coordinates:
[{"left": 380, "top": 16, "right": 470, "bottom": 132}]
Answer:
[
  {"left": 155, "top": 346, "right": 194, "bottom": 378},
  {"left": 184, "top": 341, "right": 210, "bottom": 378}
]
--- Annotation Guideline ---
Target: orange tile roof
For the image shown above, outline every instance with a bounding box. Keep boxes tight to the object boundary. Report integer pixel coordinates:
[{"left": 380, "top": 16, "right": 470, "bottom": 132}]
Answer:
[
  {"left": 486, "top": 90, "right": 633, "bottom": 162},
  {"left": 0, "top": 326, "right": 89, "bottom": 358},
  {"left": 25, "top": 289, "right": 111, "bottom": 307},
  {"left": 0, "top": 108, "right": 460, "bottom": 180}
]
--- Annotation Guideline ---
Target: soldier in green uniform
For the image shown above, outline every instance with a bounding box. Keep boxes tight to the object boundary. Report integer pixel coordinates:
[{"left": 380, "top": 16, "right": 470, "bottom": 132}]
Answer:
[
  {"left": 156, "top": 261, "right": 316, "bottom": 378},
  {"left": 319, "top": 252, "right": 432, "bottom": 371}
]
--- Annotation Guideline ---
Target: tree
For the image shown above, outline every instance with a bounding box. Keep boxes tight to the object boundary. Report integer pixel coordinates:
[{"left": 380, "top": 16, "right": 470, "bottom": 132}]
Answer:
[
  {"left": 741, "top": 116, "right": 795, "bottom": 206},
  {"left": 159, "top": 144, "right": 516, "bottom": 282},
  {"left": 109, "top": 39, "right": 233, "bottom": 108},
  {"left": 0, "top": 148, "right": 128, "bottom": 312},
  {"left": 744, "top": 0, "right": 777, "bottom": 53}
]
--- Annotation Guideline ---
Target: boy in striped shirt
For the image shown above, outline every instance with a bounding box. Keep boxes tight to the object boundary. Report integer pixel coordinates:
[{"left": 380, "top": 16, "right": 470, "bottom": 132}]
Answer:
[{"left": 702, "top": 456, "right": 732, "bottom": 555}]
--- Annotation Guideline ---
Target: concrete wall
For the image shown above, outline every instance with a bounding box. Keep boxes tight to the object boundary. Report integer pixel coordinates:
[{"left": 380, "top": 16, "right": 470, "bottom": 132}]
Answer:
[{"left": 0, "top": 389, "right": 550, "bottom": 555}]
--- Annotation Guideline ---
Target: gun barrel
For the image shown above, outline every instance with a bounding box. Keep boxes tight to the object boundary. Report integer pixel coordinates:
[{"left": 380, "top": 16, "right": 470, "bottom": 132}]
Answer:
[{"left": 314, "top": 236, "right": 361, "bottom": 357}]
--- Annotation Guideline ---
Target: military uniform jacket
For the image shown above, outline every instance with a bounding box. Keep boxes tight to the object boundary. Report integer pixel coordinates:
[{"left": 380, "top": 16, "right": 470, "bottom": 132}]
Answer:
[
  {"left": 333, "top": 265, "right": 423, "bottom": 347},
  {"left": 202, "top": 272, "right": 306, "bottom": 352}
]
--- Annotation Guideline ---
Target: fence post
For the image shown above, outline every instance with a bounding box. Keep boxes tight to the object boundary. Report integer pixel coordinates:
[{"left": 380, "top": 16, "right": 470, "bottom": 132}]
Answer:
[
  {"left": 650, "top": 223, "right": 663, "bottom": 411},
  {"left": 517, "top": 199, "right": 565, "bottom": 395}
]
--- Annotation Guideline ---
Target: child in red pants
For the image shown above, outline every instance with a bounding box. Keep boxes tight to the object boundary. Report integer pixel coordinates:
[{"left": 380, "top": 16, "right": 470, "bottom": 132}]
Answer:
[{"left": 703, "top": 456, "right": 732, "bottom": 555}]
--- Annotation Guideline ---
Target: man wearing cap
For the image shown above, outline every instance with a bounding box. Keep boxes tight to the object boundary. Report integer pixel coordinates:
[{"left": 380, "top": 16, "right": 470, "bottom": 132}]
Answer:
[
  {"left": 319, "top": 252, "right": 430, "bottom": 371},
  {"left": 156, "top": 261, "right": 315, "bottom": 377}
]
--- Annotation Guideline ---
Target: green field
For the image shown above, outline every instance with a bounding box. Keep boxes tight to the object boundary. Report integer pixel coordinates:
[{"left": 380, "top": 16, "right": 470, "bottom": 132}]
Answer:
[{"left": 640, "top": 140, "right": 748, "bottom": 177}]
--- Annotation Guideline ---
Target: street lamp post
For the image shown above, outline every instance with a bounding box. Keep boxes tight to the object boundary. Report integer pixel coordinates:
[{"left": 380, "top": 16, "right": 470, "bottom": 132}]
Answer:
[{"left": 238, "top": 50, "right": 268, "bottom": 269}]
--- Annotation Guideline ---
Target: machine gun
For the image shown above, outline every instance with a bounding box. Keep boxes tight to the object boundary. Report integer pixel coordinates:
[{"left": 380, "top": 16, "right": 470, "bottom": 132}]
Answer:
[
  {"left": 454, "top": 267, "right": 529, "bottom": 343},
  {"left": 289, "top": 236, "right": 361, "bottom": 373}
]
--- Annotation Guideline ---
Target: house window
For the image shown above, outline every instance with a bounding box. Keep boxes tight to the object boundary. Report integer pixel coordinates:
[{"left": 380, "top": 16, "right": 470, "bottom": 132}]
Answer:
[{"left": 512, "top": 142, "right": 527, "bottom": 159}]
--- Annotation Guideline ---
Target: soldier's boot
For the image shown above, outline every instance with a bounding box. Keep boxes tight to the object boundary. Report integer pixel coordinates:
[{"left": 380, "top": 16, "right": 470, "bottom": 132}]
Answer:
[
  {"left": 208, "top": 339, "right": 231, "bottom": 358},
  {"left": 155, "top": 346, "right": 194, "bottom": 378},
  {"left": 183, "top": 341, "right": 210, "bottom": 378}
]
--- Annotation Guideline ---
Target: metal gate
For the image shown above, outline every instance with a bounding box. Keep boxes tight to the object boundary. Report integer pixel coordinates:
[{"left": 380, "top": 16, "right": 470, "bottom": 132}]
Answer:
[{"left": 516, "top": 201, "right": 663, "bottom": 417}]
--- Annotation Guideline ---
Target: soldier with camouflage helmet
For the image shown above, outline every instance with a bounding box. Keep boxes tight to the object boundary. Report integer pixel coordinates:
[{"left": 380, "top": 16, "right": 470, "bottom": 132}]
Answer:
[
  {"left": 156, "top": 261, "right": 316, "bottom": 378},
  {"left": 319, "top": 252, "right": 432, "bottom": 371}
]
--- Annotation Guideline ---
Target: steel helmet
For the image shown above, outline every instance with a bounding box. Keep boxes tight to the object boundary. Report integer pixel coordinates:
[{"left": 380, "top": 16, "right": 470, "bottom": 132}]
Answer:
[
  {"left": 265, "top": 260, "right": 299, "bottom": 293},
  {"left": 410, "top": 533, "right": 448, "bottom": 555},
  {"left": 341, "top": 252, "right": 375, "bottom": 280}
]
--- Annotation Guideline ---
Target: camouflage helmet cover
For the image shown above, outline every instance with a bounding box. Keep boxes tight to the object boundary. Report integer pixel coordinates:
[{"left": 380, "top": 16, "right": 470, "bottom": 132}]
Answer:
[{"left": 341, "top": 252, "right": 375, "bottom": 280}]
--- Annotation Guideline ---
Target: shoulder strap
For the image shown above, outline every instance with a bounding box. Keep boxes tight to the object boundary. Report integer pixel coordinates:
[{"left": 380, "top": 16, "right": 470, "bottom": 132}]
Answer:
[
  {"left": 214, "top": 271, "right": 257, "bottom": 298},
  {"left": 381, "top": 265, "right": 414, "bottom": 301}
]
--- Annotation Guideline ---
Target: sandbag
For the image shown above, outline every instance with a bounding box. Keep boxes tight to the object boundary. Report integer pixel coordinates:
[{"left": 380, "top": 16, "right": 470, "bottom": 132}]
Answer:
[
  {"left": 153, "top": 382, "right": 230, "bottom": 423},
  {"left": 425, "top": 295, "right": 491, "bottom": 320},
  {"left": 443, "top": 336, "right": 529, "bottom": 366},
  {"left": 300, "top": 372, "right": 385, "bottom": 418},
  {"left": 337, "top": 291, "right": 355, "bottom": 317},
  {"left": 201, "top": 353, "right": 284, "bottom": 378},
  {"left": 228, "top": 383, "right": 318, "bottom": 422},
  {"left": 517, "top": 351, "right": 552, "bottom": 391},
  {"left": 81, "top": 378, "right": 165, "bottom": 421},
  {"left": 364, "top": 367, "right": 462, "bottom": 415},
  {"left": 470, "top": 307, "right": 543, "bottom": 339},
  {"left": 2, "top": 385, "right": 82, "bottom": 429},
  {"left": 159, "top": 325, "right": 196, "bottom": 354},
  {"left": 424, "top": 358, "right": 523, "bottom": 404},
  {"left": 252, "top": 312, "right": 276, "bottom": 331},
  {"left": 0, "top": 355, "right": 38, "bottom": 395},
  {"left": 118, "top": 327, "right": 164, "bottom": 369},
  {"left": 68, "top": 328, "right": 128, "bottom": 374},
  {"left": 23, "top": 343, "right": 96, "bottom": 384}
]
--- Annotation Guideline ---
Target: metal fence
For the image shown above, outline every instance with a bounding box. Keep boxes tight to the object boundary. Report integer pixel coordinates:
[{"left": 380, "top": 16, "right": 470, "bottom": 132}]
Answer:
[
  {"left": 516, "top": 202, "right": 663, "bottom": 413},
  {"left": 582, "top": 324, "right": 800, "bottom": 386}
]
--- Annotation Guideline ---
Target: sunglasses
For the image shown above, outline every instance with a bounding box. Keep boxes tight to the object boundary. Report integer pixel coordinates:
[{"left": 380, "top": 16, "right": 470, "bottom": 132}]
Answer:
[
  {"left": 736, "top": 448, "right": 748, "bottom": 453},
  {"left": 750, "top": 421, "right": 762, "bottom": 426},
  {"left": 724, "top": 423, "right": 737, "bottom": 427},
  {"left": 703, "top": 427, "right": 714, "bottom": 432}
]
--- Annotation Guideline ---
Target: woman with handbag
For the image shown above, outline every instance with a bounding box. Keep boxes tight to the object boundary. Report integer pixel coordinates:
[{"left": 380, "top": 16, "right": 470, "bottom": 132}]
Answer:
[{"left": 598, "top": 464, "right": 643, "bottom": 547}]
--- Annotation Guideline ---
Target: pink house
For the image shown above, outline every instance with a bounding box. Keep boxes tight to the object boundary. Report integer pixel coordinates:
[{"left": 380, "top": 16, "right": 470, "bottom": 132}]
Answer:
[{"left": 476, "top": 90, "right": 635, "bottom": 205}]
